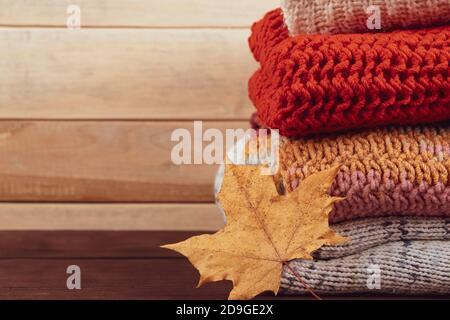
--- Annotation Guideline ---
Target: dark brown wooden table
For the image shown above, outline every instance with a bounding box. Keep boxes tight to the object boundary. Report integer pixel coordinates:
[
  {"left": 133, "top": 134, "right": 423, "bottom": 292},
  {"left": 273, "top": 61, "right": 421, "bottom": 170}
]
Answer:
[{"left": 0, "top": 231, "right": 445, "bottom": 300}]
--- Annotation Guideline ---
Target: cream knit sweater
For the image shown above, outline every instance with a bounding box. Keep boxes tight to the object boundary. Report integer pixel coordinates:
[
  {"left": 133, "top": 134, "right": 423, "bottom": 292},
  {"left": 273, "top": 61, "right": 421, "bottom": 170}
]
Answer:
[
  {"left": 282, "top": 240, "right": 450, "bottom": 295},
  {"left": 281, "top": 217, "right": 450, "bottom": 295},
  {"left": 281, "top": 0, "right": 450, "bottom": 35}
]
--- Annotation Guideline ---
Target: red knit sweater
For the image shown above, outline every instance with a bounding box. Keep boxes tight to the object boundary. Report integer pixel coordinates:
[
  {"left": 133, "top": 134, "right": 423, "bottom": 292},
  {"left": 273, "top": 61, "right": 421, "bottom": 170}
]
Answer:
[{"left": 249, "top": 9, "right": 450, "bottom": 137}]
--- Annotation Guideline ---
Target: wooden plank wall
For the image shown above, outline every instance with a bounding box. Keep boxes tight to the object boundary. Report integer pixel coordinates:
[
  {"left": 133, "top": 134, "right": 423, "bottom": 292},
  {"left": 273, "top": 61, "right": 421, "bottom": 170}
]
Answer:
[{"left": 0, "top": 0, "right": 278, "bottom": 231}]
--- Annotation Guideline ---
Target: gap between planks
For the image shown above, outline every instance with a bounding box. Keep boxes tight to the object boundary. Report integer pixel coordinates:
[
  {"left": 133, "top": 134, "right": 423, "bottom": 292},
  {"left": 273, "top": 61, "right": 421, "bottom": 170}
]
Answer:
[{"left": 0, "top": 25, "right": 251, "bottom": 30}]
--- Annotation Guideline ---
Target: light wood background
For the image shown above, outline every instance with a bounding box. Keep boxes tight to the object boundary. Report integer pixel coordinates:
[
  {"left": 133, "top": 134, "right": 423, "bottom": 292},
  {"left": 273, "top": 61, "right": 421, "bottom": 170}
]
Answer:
[{"left": 0, "top": 0, "right": 278, "bottom": 232}]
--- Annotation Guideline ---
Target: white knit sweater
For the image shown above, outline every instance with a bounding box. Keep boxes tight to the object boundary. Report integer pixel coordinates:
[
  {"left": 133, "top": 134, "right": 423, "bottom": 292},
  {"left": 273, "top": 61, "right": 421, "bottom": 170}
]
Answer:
[
  {"left": 282, "top": 217, "right": 450, "bottom": 295},
  {"left": 281, "top": 0, "right": 450, "bottom": 35}
]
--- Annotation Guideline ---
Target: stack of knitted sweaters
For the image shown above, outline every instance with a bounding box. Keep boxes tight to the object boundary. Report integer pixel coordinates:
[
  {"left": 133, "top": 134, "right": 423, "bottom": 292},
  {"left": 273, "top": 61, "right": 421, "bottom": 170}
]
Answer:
[{"left": 217, "top": 0, "right": 450, "bottom": 296}]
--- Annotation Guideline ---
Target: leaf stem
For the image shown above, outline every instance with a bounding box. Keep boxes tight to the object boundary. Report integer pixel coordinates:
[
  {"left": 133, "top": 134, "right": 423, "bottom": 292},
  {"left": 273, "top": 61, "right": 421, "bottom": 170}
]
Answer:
[{"left": 283, "top": 262, "right": 322, "bottom": 300}]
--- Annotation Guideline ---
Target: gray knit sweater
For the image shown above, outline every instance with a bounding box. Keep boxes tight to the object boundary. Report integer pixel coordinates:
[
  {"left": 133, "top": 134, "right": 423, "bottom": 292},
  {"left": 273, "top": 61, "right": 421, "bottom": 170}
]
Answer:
[{"left": 282, "top": 217, "right": 450, "bottom": 295}]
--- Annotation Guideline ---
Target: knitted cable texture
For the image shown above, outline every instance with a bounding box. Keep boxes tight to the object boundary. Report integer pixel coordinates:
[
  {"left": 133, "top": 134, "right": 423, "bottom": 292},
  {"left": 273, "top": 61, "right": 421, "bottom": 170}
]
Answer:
[
  {"left": 248, "top": 9, "right": 450, "bottom": 138},
  {"left": 282, "top": 240, "right": 450, "bottom": 295},
  {"left": 316, "top": 217, "right": 450, "bottom": 259},
  {"left": 282, "top": 0, "right": 450, "bottom": 35},
  {"left": 278, "top": 125, "right": 450, "bottom": 223}
]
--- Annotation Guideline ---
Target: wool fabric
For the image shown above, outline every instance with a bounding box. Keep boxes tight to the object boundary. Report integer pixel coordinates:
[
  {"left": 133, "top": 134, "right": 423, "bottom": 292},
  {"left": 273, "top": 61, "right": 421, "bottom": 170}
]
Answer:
[
  {"left": 278, "top": 125, "right": 450, "bottom": 223},
  {"left": 282, "top": 0, "right": 450, "bottom": 35},
  {"left": 248, "top": 9, "right": 450, "bottom": 138},
  {"left": 314, "top": 216, "right": 450, "bottom": 259},
  {"left": 282, "top": 240, "right": 450, "bottom": 295}
]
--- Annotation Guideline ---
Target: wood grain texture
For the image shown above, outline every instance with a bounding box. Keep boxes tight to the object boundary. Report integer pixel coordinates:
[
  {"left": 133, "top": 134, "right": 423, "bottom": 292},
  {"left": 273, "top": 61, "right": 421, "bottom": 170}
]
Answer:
[
  {"left": 0, "top": 204, "right": 224, "bottom": 231},
  {"left": 0, "top": 258, "right": 233, "bottom": 300},
  {"left": 0, "top": 231, "right": 207, "bottom": 258},
  {"left": 0, "top": 0, "right": 276, "bottom": 28},
  {"left": 0, "top": 121, "right": 246, "bottom": 202},
  {"left": 0, "top": 28, "right": 256, "bottom": 120},
  {"left": 0, "top": 258, "right": 434, "bottom": 300},
  {"left": 0, "top": 232, "right": 439, "bottom": 300}
]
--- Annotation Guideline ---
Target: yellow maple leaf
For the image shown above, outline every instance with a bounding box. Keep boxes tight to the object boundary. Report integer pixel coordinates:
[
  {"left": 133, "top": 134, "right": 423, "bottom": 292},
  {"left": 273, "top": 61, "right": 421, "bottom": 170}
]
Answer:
[{"left": 162, "top": 164, "right": 348, "bottom": 300}]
